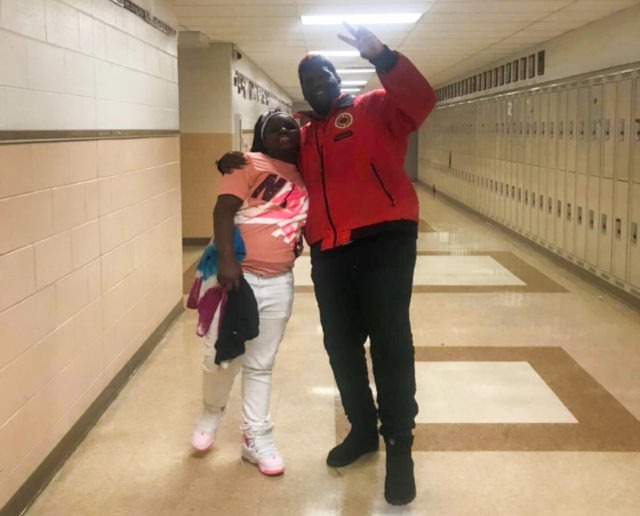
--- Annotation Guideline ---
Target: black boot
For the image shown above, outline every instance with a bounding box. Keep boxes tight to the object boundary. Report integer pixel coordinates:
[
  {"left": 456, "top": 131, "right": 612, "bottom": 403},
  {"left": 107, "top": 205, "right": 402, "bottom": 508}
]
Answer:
[
  {"left": 326, "top": 426, "right": 379, "bottom": 467},
  {"left": 384, "top": 435, "right": 415, "bottom": 505}
]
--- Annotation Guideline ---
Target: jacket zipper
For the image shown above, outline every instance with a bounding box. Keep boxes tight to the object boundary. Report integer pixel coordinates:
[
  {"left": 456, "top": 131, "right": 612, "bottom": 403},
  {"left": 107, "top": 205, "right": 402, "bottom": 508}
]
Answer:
[
  {"left": 316, "top": 125, "right": 338, "bottom": 246},
  {"left": 370, "top": 163, "right": 396, "bottom": 206}
]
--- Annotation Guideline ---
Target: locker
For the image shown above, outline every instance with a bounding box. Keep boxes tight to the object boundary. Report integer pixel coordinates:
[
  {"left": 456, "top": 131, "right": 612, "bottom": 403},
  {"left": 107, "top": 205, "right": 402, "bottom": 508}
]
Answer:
[
  {"left": 588, "top": 83, "right": 603, "bottom": 176},
  {"left": 517, "top": 163, "right": 525, "bottom": 230},
  {"left": 602, "top": 81, "right": 617, "bottom": 179},
  {"left": 532, "top": 93, "right": 541, "bottom": 167},
  {"left": 575, "top": 173, "right": 588, "bottom": 260},
  {"left": 539, "top": 92, "right": 549, "bottom": 169},
  {"left": 586, "top": 175, "right": 600, "bottom": 266},
  {"left": 598, "top": 177, "right": 613, "bottom": 274},
  {"left": 546, "top": 167, "right": 556, "bottom": 245},
  {"left": 566, "top": 87, "right": 578, "bottom": 172},
  {"left": 555, "top": 169, "right": 566, "bottom": 250},
  {"left": 548, "top": 89, "right": 558, "bottom": 171},
  {"left": 525, "top": 94, "right": 533, "bottom": 165},
  {"left": 522, "top": 166, "right": 530, "bottom": 233},
  {"left": 633, "top": 78, "right": 640, "bottom": 183},
  {"left": 612, "top": 181, "right": 628, "bottom": 282},
  {"left": 538, "top": 167, "right": 547, "bottom": 240},
  {"left": 531, "top": 167, "right": 539, "bottom": 236},
  {"left": 576, "top": 86, "right": 590, "bottom": 174},
  {"left": 565, "top": 171, "right": 577, "bottom": 256},
  {"left": 628, "top": 183, "right": 640, "bottom": 288},
  {"left": 558, "top": 88, "right": 568, "bottom": 171},
  {"left": 615, "top": 78, "right": 632, "bottom": 181}
]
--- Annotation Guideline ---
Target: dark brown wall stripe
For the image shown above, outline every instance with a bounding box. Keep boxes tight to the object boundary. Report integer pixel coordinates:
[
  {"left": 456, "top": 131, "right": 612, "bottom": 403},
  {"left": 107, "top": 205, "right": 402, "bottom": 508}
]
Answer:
[{"left": 0, "top": 130, "right": 180, "bottom": 145}]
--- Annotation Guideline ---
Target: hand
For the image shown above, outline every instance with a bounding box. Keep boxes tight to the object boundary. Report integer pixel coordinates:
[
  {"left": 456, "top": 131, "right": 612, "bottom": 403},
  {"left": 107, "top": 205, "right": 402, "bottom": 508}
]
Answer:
[
  {"left": 217, "top": 256, "right": 243, "bottom": 291},
  {"left": 338, "top": 24, "right": 385, "bottom": 60},
  {"left": 216, "top": 151, "right": 247, "bottom": 175}
]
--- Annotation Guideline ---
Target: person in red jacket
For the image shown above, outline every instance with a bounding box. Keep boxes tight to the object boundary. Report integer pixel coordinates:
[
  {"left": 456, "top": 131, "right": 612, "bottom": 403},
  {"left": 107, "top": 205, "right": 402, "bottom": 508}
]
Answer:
[{"left": 218, "top": 25, "right": 435, "bottom": 505}]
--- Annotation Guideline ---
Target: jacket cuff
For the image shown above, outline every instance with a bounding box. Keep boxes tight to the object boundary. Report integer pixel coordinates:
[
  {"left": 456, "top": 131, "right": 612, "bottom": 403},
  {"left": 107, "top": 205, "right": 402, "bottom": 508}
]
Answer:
[{"left": 369, "top": 46, "right": 399, "bottom": 73}]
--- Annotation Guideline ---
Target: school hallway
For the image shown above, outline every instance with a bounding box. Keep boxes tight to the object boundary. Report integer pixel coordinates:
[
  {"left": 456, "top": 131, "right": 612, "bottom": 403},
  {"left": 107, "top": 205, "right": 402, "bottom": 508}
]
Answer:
[{"left": 23, "top": 186, "right": 640, "bottom": 515}]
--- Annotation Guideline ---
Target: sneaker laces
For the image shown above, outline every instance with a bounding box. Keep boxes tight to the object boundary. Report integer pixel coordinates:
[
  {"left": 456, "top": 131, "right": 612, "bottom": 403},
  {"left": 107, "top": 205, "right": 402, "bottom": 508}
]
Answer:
[{"left": 248, "top": 431, "right": 279, "bottom": 459}]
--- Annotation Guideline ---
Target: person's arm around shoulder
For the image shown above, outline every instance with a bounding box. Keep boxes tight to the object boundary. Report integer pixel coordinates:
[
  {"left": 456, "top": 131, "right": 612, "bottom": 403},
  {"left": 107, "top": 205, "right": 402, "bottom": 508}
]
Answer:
[{"left": 214, "top": 194, "right": 244, "bottom": 290}]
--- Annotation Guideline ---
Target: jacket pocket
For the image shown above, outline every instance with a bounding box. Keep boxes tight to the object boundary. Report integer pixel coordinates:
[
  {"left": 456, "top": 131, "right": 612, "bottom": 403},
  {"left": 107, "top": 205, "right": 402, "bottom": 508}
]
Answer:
[{"left": 370, "top": 163, "right": 396, "bottom": 206}]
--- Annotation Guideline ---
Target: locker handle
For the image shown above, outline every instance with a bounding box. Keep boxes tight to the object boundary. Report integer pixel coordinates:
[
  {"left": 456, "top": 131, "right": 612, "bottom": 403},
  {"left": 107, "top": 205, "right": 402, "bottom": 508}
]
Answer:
[
  {"left": 557, "top": 200, "right": 562, "bottom": 217},
  {"left": 577, "top": 206, "right": 583, "bottom": 225},
  {"left": 617, "top": 120, "right": 624, "bottom": 141},
  {"left": 601, "top": 214, "right": 607, "bottom": 234},
  {"left": 615, "top": 218, "right": 622, "bottom": 239},
  {"left": 559, "top": 121, "right": 564, "bottom": 139},
  {"left": 541, "top": 121, "right": 546, "bottom": 137},
  {"left": 635, "top": 119, "right": 640, "bottom": 141},
  {"left": 589, "top": 209, "right": 595, "bottom": 230},
  {"left": 591, "top": 120, "right": 599, "bottom": 141},
  {"left": 511, "top": 186, "right": 515, "bottom": 199},
  {"left": 548, "top": 197, "right": 553, "bottom": 214},
  {"left": 604, "top": 120, "right": 610, "bottom": 141},
  {"left": 525, "top": 190, "right": 529, "bottom": 205},
  {"left": 579, "top": 121, "right": 585, "bottom": 139},
  {"left": 550, "top": 121, "right": 555, "bottom": 138},
  {"left": 569, "top": 121, "right": 575, "bottom": 139},
  {"left": 539, "top": 195, "right": 545, "bottom": 210},
  {"left": 567, "top": 203, "right": 572, "bottom": 221},
  {"left": 632, "top": 222, "right": 638, "bottom": 245}
]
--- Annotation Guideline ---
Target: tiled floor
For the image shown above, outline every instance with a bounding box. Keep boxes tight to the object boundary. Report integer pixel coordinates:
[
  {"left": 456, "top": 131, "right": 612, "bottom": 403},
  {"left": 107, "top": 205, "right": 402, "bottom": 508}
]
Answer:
[{"left": 27, "top": 188, "right": 640, "bottom": 515}]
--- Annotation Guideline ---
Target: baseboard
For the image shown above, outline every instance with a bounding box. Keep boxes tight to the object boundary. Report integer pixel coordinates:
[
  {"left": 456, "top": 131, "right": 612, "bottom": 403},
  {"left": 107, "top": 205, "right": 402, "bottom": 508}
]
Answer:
[
  {"left": 416, "top": 181, "right": 640, "bottom": 312},
  {"left": 1, "top": 300, "right": 185, "bottom": 516},
  {"left": 182, "top": 237, "right": 210, "bottom": 246}
]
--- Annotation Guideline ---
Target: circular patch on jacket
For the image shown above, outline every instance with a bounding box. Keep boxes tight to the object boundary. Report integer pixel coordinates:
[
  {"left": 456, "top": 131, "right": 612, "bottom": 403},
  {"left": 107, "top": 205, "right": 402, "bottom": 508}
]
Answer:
[{"left": 335, "top": 113, "right": 353, "bottom": 129}]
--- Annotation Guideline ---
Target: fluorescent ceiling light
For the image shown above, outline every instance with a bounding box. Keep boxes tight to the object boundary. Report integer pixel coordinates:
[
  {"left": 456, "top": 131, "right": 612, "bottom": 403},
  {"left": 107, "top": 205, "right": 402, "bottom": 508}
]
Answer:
[
  {"left": 341, "top": 80, "right": 367, "bottom": 86},
  {"left": 341, "top": 88, "right": 361, "bottom": 92},
  {"left": 310, "top": 50, "right": 360, "bottom": 57},
  {"left": 302, "top": 13, "right": 422, "bottom": 25},
  {"left": 336, "top": 68, "right": 375, "bottom": 74}
]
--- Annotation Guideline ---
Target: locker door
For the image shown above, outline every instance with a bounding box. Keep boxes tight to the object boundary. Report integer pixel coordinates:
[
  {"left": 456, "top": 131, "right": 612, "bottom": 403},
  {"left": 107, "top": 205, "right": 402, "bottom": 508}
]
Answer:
[
  {"left": 548, "top": 89, "right": 558, "bottom": 171},
  {"left": 586, "top": 175, "right": 600, "bottom": 266},
  {"left": 598, "top": 177, "right": 613, "bottom": 274},
  {"left": 531, "top": 167, "right": 539, "bottom": 237},
  {"left": 588, "top": 83, "right": 603, "bottom": 176},
  {"left": 602, "top": 81, "right": 616, "bottom": 179},
  {"left": 538, "top": 166, "right": 547, "bottom": 240},
  {"left": 615, "top": 78, "right": 632, "bottom": 181},
  {"left": 628, "top": 183, "right": 640, "bottom": 288},
  {"left": 532, "top": 93, "right": 541, "bottom": 168},
  {"left": 566, "top": 87, "right": 578, "bottom": 172},
  {"left": 565, "top": 171, "right": 576, "bottom": 256},
  {"left": 558, "top": 88, "right": 568, "bottom": 171},
  {"left": 575, "top": 173, "right": 588, "bottom": 260},
  {"left": 546, "top": 167, "right": 555, "bottom": 246},
  {"left": 539, "top": 92, "right": 549, "bottom": 169},
  {"left": 633, "top": 78, "right": 640, "bottom": 183},
  {"left": 522, "top": 165, "right": 538, "bottom": 235},
  {"left": 576, "top": 86, "right": 590, "bottom": 174},
  {"left": 555, "top": 169, "right": 566, "bottom": 251},
  {"left": 525, "top": 93, "right": 533, "bottom": 166},
  {"left": 611, "top": 181, "right": 627, "bottom": 283}
]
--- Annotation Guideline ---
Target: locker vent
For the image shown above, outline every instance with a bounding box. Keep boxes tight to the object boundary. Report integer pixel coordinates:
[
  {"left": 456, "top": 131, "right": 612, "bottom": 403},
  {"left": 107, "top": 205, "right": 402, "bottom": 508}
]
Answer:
[{"left": 436, "top": 50, "right": 546, "bottom": 103}]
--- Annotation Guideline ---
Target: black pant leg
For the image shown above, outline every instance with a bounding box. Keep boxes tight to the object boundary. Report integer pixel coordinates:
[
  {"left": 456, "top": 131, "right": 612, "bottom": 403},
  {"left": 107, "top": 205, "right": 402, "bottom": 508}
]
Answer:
[
  {"left": 311, "top": 244, "right": 378, "bottom": 429},
  {"left": 353, "top": 232, "right": 418, "bottom": 438}
]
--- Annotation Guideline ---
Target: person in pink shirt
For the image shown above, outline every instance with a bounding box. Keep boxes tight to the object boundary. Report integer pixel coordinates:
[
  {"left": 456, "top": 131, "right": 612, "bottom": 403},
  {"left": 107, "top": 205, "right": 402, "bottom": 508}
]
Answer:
[{"left": 191, "top": 110, "right": 308, "bottom": 477}]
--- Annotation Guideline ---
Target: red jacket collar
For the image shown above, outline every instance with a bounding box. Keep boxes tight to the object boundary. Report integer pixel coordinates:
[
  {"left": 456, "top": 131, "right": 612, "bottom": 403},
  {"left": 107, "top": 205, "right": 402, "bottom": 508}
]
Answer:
[{"left": 296, "top": 94, "right": 355, "bottom": 121}]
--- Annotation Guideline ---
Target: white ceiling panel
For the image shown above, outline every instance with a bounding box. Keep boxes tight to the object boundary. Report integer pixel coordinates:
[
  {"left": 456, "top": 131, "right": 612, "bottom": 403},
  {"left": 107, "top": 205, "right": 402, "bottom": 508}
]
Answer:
[{"left": 175, "top": 0, "right": 640, "bottom": 100}]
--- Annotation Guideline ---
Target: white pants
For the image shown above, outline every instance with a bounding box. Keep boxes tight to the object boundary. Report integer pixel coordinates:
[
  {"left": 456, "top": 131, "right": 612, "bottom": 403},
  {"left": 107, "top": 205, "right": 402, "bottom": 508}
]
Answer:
[{"left": 199, "top": 271, "right": 293, "bottom": 432}]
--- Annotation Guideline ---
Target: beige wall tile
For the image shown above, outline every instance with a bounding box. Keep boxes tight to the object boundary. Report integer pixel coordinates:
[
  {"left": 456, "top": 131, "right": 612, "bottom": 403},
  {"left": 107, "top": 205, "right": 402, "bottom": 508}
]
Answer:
[
  {"left": 0, "top": 246, "right": 36, "bottom": 312},
  {"left": 55, "top": 266, "right": 90, "bottom": 325},
  {"left": 0, "top": 144, "right": 33, "bottom": 198},
  {"left": 53, "top": 183, "right": 86, "bottom": 233},
  {"left": 71, "top": 220, "right": 100, "bottom": 268},
  {"left": 99, "top": 209, "right": 126, "bottom": 253},
  {"left": 101, "top": 242, "right": 134, "bottom": 293},
  {"left": 84, "top": 179, "right": 99, "bottom": 221},
  {"left": 0, "top": 190, "right": 54, "bottom": 255},
  {"left": 70, "top": 141, "right": 98, "bottom": 183},
  {"left": 0, "top": 286, "right": 56, "bottom": 369},
  {"left": 35, "top": 231, "right": 73, "bottom": 289},
  {"left": 31, "top": 142, "right": 73, "bottom": 189},
  {"left": 1, "top": 0, "right": 47, "bottom": 40}
]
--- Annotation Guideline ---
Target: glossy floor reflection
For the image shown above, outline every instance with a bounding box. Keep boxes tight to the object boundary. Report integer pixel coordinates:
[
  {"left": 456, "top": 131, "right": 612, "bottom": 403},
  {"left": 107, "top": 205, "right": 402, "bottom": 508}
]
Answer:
[{"left": 27, "top": 188, "right": 640, "bottom": 515}]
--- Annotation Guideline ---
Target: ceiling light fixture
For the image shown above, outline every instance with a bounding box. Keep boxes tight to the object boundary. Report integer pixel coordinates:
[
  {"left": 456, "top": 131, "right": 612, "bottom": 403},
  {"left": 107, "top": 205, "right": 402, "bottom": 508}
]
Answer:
[
  {"left": 341, "top": 88, "right": 362, "bottom": 93},
  {"left": 310, "top": 50, "right": 360, "bottom": 57},
  {"left": 336, "top": 68, "right": 376, "bottom": 74},
  {"left": 341, "top": 80, "right": 367, "bottom": 86},
  {"left": 302, "top": 13, "right": 422, "bottom": 25}
]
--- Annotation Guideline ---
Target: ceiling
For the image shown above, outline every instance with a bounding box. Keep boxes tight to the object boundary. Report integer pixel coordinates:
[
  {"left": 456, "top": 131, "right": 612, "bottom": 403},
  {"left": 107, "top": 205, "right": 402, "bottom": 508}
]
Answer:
[{"left": 175, "top": 0, "right": 640, "bottom": 102}]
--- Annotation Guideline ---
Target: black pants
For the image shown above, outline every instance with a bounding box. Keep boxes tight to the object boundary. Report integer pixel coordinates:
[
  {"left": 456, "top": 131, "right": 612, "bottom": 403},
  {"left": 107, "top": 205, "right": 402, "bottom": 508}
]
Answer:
[{"left": 311, "top": 231, "right": 418, "bottom": 438}]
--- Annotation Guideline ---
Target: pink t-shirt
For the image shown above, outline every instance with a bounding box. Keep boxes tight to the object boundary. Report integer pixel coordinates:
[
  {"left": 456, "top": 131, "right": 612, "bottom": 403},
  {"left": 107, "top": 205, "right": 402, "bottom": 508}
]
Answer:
[{"left": 218, "top": 152, "right": 309, "bottom": 276}]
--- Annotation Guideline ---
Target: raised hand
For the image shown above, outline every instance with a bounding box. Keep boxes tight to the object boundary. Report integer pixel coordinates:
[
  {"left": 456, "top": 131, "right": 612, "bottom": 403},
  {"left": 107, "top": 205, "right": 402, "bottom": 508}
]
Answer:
[
  {"left": 216, "top": 151, "right": 247, "bottom": 175},
  {"left": 337, "top": 24, "right": 385, "bottom": 60}
]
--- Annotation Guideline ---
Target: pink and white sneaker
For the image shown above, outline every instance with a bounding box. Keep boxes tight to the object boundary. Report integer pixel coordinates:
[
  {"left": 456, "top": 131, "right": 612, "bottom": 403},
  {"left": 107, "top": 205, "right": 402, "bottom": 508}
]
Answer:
[
  {"left": 191, "top": 428, "right": 215, "bottom": 452},
  {"left": 241, "top": 423, "right": 285, "bottom": 476}
]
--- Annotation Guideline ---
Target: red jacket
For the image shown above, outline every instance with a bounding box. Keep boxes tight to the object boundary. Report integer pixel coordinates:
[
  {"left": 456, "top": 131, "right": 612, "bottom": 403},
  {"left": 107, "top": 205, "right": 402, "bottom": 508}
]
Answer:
[{"left": 298, "top": 53, "right": 436, "bottom": 250}]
